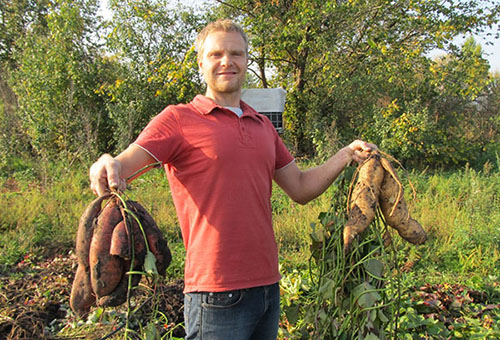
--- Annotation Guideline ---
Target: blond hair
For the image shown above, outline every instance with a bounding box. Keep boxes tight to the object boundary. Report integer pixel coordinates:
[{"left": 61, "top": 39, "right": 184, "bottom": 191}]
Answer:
[{"left": 195, "top": 19, "right": 249, "bottom": 62}]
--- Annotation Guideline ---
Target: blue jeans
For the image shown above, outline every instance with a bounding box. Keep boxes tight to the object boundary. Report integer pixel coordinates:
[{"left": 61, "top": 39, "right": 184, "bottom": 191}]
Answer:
[{"left": 184, "top": 282, "right": 280, "bottom": 340}]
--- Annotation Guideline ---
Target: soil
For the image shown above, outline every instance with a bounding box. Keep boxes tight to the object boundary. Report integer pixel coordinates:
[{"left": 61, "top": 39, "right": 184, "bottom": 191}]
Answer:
[{"left": 0, "top": 252, "right": 185, "bottom": 340}]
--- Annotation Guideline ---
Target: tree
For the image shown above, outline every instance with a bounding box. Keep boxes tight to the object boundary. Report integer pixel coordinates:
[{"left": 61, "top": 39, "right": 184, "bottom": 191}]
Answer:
[
  {"left": 100, "top": 0, "right": 206, "bottom": 150},
  {"left": 364, "top": 37, "right": 495, "bottom": 168},
  {"left": 213, "top": 0, "right": 500, "bottom": 163},
  {"left": 10, "top": 0, "right": 108, "bottom": 163},
  {"left": 0, "top": 0, "right": 51, "bottom": 167}
]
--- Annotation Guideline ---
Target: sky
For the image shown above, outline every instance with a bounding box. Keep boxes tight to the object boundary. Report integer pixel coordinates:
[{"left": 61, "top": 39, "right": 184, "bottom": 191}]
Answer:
[
  {"left": 98, "top": 1, "right": 500, "bottom": 73},
  {"left": 475, "top": 25, "right": 500, "bottom": 72},
  {"left": 430, "top": 28, "right": 500, "bottom": 73}
]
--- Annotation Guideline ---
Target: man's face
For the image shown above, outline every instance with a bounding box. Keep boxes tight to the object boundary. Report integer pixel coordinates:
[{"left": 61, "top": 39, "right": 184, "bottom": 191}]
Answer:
[{"left": 198, "top": 30, "right": 248, "bottom": 98}]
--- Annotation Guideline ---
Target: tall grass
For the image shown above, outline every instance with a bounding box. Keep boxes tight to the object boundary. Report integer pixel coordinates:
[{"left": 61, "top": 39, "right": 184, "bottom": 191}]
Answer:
[{"left": 406, "top": 163, "right": 500, "bottom": 285}]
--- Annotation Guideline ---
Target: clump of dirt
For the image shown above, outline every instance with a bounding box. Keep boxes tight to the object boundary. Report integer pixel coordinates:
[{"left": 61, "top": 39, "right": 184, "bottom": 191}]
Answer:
[{"left": 0, "top": 252, "right": 185, "bottom": 340}]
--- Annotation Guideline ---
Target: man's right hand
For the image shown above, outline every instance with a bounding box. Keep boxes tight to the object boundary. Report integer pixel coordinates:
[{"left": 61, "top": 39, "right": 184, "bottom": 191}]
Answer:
[{"left": 89, "top": 154, "right": 126, "bottom": 196}]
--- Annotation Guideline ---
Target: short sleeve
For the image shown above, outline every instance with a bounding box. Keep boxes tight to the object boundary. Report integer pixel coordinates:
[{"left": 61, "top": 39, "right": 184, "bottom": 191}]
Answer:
[
  {"left": 274, "top": 132, "right": 294, "bottom": 170},
  {"left": 133, "top": 106, "right": 184, "bottom": 164}
]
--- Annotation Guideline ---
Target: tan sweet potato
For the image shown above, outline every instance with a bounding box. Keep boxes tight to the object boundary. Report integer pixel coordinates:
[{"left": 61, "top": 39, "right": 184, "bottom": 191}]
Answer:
[
  {"left": 90, "top": 197, "right": 124, "bottom": 298},
  {"left": 343, "top": 151, "right": 385, "bottom": 252},
  {"left": 379, "top": 157, "right": 427, "bottom": 245}
]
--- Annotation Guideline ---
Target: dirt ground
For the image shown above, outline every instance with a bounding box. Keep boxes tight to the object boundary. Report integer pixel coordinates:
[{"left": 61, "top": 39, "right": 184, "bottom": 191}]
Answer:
[{"left": 0, "top": 252, "right": 185, "bottom": 339}]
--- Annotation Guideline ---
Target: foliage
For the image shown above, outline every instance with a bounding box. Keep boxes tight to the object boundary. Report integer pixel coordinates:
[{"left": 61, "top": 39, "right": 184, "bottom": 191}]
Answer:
[
  {"left": 287, "top": 170, "right": 400, "bottom": 340},
  {"left": 214, "top": 0, "right": 500, "bottom": 164},
  {"left": 394, "top": 282, "right": 500, "bottom": 339},
  {"left": 0, "top": 0, "right": 51, "bottom": 167},
  {"left": 8, "top": 0, "right": 109, "bottom": 164},
  {"left": 276, "top": 161, "right": 500, "bottom": 339},
  {"left": 0, "top": 0, "right": 499, "bottom": 169},
  {"left": 406, "top": 163, "right": 500, "bottom": 281},
  {"left": 99, "top": 0, "right": 206, "bottom": 150}
]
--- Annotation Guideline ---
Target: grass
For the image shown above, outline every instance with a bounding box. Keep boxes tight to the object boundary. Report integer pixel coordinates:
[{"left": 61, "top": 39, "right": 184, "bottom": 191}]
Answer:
[
  {"left": 1, "top": 159, "right": 500, "bottom": 339},
  {"left": 406, "top": 163, "right": 500, "bottom": 285}
]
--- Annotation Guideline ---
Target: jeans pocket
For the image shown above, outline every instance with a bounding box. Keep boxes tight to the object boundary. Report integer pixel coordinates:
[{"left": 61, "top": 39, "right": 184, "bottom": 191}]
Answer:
[{"left": 202, "top": 290, "right": 243, "bottom": 309}]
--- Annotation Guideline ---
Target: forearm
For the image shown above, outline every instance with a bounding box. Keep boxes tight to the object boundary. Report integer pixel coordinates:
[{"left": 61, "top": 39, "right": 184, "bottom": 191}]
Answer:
[
  {"left": 274, "top": 147, "right": 353, "bottom": 205},
  {"left": 294, "top": 147, "right": 353, "bottom": 204},
  {"left": 115, "top": 145, "right": 156, "bottom": 182}
]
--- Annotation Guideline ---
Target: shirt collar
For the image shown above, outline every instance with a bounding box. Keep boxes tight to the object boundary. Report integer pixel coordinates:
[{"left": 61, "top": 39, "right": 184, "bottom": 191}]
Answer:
[{"left": 191, "top": 94, "right": 259, "bottom": 118}]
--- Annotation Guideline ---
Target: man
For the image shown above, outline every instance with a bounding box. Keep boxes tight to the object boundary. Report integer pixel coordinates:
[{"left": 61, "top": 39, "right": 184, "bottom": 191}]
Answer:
[{"left": 90, "top": 19, "right": 376, "bottom": 340}]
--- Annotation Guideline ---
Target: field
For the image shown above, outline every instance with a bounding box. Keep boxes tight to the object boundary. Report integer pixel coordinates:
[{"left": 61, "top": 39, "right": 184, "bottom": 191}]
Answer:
[{"left": 1, "top": 160, "right": 499, "bottom": 339}]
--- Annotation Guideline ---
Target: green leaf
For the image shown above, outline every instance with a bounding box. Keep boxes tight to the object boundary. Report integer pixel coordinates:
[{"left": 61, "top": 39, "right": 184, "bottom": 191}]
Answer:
[
  {"left": 378, "top": 310, "right": 389, "bottom": 323},
  {"left": 318, "top": 278, "right": 335, "bottom": 299},
  {"left": 89, "top": 307, "right": 104, "bottom": 323},
  {"left": 144, "top": 322, "right": 160, "bottom": 340},
  {"left": 144, "top": 250, "right": 158, "bottom": 276},
  {"left": 364, "top": 333, "right": 381, "bottom": 340},
  {"left": 352, "top": 282, "right": 381, "bottom": 308},
  {"left": 364, "top": 259, "right": 384, "bottom": 278},
  {"left": 284, "top": 303, "right": 300, "bottom": 325},
  {"left": 367, "top": 39, "right": 377, "bottom": 49}
]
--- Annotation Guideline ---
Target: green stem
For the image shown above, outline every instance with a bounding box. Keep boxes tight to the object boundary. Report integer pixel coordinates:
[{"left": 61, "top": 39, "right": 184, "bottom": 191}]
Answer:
[{"left": 125, "top": 161, "right": 162, "bottom": 182}]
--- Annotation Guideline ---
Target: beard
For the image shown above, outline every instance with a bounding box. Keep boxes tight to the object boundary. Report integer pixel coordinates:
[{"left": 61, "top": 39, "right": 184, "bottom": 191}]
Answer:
[{"left": 203, "top": 69, "right": 246, "bottom": 95}]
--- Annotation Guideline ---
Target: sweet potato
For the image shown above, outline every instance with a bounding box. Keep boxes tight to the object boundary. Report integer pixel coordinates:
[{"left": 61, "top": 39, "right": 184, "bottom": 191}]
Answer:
[
  {"left": 70, "top": 194, "right": 111, "bottom": 318},
  {"left": 89, "top": 197, "right": 124, "bottom": 298},
  {"left": 343, "top": 151, "right": 384, "bottom": 252},
  {"left": 128, "top": 201, "right": 172, "bottom": 274},
  {"left": 74, "top": 194, "right": 111, "bottom": 264},
  {"left": 99, "top": 214, "right": 146, "bottom": 307},
  {"left": 110, "top": 220, "right": 130, "bottom": 258},
  {"left": 98, "top": 261, "right": 142, "bottom": 307},
  {"left": 71, "top": 195, "right": 172, "bottom": 313},
  {"left": 379, "top": 157, "right": 427, "bottom": 245},
  {"left": 69, "top": 264, "right": 95, "bottom": 318}
]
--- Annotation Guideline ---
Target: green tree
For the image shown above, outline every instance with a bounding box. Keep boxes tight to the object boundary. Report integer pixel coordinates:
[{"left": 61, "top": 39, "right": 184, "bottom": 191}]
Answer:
[
  {"left": 213, "top": 0, "right": 500, "bottom": 163},
  {"left": 365, "top": 37, "right": 495, "bottom": 168},
  {"left": 10, "top": 0, "right": 108, "bottom": 165},
  {"left": 100, "top": 0, "right": 205, "bottom": 150},
  {"left": 0, "top": 0, "right": 51, "bottom": 168}
]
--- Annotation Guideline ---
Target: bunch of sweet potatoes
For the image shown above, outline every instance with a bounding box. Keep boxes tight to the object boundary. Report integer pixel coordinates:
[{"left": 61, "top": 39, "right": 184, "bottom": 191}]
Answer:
[
  {"left": 343, "top": 151, "right": 427, "bottom": 252},
  {"left": 70, "top": 194, "right": 172, "bottom": 318}
]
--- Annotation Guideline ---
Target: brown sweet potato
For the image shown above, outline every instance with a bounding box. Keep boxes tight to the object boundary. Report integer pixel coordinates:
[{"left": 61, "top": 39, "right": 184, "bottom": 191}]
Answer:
[
  {"left": 343, "top": 151, "right": 385, "bottom": 252},
  {"left": 110, "top": 220, "right": 130, "bottom": 258},
  {"left": 70, "top": 194, "right": 111, "bottom": 318},
  {"left": 379, "top": 157, "right": 427, "bottom": 245},
  {"left": 74, "top": 194, "right": 111, "bottom": 264},
  {"left": 89, "top": 197, "right": 124, "bottom": 298},
  {"left": 99, "top": 214, "right": 146, "bottom": 307},
  {"left": 98, "top": 261, "right": 142, "bottom": 307},
  {"left": 69, "top": 264, "right": 95, "bottom": 318},
  {"left": 72, "top": 194, "right": 172, "bottom": 313},
  {"left": 128, "top": 201, "right": 172, "bottom": 274}
]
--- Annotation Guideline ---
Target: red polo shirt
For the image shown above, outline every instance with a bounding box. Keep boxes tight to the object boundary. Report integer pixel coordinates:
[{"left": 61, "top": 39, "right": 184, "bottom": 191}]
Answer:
[{"left": 133, "top": 95, "right": 294, "bottom": 292}]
